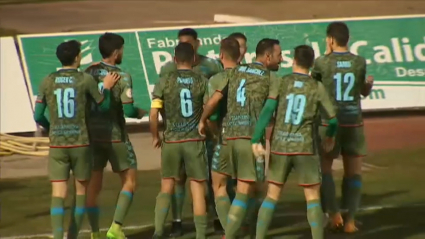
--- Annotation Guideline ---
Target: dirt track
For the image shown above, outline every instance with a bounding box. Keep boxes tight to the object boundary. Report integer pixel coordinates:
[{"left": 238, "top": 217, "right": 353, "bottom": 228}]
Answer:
[{"left": 1, "top": 0, "right": 424, "bottom": 178}]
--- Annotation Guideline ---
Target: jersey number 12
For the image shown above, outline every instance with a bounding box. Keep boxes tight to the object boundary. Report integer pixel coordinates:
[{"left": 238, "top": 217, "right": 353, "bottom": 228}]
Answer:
[
  {"left": 180, "top": 89, "right": 193, "bottom": 117},
  {"left": 334, "top": 72, "right": 355, "bottom": 101},
  {"left": 54, "top": 88, "right": 75, "bottom": 118},
  {"left": 285, "top": 93, "right": 306, "bottom": 125}
]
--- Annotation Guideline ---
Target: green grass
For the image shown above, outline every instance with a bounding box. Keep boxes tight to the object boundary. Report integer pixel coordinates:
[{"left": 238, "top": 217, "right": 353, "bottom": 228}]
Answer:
[
  {"left": 1, "top": 147, "right": 425, "bottom": 239},
  {"left": 0, "top": 0, "right": 80, "bottom": 5}
]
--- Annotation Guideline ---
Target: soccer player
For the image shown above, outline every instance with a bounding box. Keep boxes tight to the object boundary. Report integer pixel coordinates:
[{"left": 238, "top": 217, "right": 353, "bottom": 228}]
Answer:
[
  {"left": 150, "top": 42, "right": 209, "bottom": 239},
  {"left": 199, "top": 38, "right": 283, "bottom": 239},
  {"left": 207, "top": 37, "right": 240, "bottom": 232},
  {"left": 228, "top": 32, "right": 248, "bottom": 64},
  {"left": 33, "top": 40, "right": 119, "bottom": 239},
  {"left": 311, "top": 22, "right": 374, "bottom": 233},
  {"left": 251, "top": 45, "right": 338, "bottom": 239},
  {"left": 84, "top": 33, "right": 146, "bottom": 239},
  {"left": 160, "top": 28, "right": 223, "bottom": 236}
]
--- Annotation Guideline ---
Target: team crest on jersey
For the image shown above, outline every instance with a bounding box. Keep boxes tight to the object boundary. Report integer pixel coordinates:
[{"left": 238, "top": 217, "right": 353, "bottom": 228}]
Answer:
[{"left": 126, "top": 89, "right": 133, "bottom": 98}]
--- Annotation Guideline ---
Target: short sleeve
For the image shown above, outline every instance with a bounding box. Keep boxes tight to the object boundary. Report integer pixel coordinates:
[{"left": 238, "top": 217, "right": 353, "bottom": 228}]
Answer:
[
  {"left": 208, "top": 73, "right": 224, "bottom": 98},
  {"left": 317, "top": 81, "right": 336, "bottom": 118},
  {"left": 311, "top": 57, "right": 323, "bottom": 81},
  {"left": 212, "top": 60, "right": 224, "bottom": 75},
  {"left": 85, "top": 74, "right": 104, "bottom": 104},
  {"left": 152, "top": 77, "right": 166, "bottom": 99},
  {"left": 120, "top": 73, "right": 134, "bottom": 104},
  {"left": 215, "top": 74, "right": 229, "bottom": 94},
  {"left": 267, "top": 72, "right": 280, "bottom": 99},
  {"left": 35, "top": 77, "right": 48, "bottom": 103}
]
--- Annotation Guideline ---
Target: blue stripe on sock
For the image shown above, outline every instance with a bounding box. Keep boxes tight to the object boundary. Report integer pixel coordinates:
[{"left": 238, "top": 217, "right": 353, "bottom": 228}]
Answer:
[
  {"left": 351, "top": 180, "right": 362, "bottom": 188},
  {"left": 307, "top": 203, "right": 320, "bottom": 209},
  {"left": 173, "top": 193, "right": 184, "bottom": 198},
  {"left": 86, "top": 207, "right": 99, "bottom": 213},
  {"left": 232, "top": 199, "right": 247, "bottom": 209},
  {"left": 55, "top": 227, "right": 63, "bottom": 232},
  {"left": 161, "top": 208, "right": 168, "bottom": 213},
  {"left": 51, "top": 207, "right": 64, "bottom": 215},
  {"left": 121, "top": 191, "right": 133, "bottom": 199},
  {"left": 310, "top": 222, "right": 318, "bottom": 227},
  {"left": 261, "top": 201, "right": 276, "bottom": 209},
  {"left": 75, "top": 207, "right": 85, "bottom": 215}
]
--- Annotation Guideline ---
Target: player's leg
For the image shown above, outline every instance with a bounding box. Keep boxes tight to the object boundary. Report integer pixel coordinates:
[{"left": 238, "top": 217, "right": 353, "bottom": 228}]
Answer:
[
  {"left": 211, "top": 143, "right": 231, "bottom": 232},
  {"left": 256, "top": 154, "right": 290, "bottom": 239},
  {"left": 48, "top": 148, "right": 70, "bottom": 239},
  {"left": 297, "top": 155, "right": 325, "bottom": 239},
  {"left": 319, "top": 126, "right": 343, "bottom": 229},
  {"left": 340, "top": 127, "right": 367, "bottom": 233},
  {"left": 85, "top": 143, "right": 108, "bottom": 238},
  {"left": 153, "top": 142, "right": 181, "bottom": 238},
  {"left": 170, "top": 168, "right": 187, "bottom": 237},
  {"left": 106, "top": 141, "right": 137, "bottom": 239},
  {"left": 184, "top": 141, "right": 209, "bottom": 239},
  {"left": 225, "top": 139, "right": 257, "bottom": 239},
  {"left": 67, "top": 147, "right": 92, "bottom": 239}
]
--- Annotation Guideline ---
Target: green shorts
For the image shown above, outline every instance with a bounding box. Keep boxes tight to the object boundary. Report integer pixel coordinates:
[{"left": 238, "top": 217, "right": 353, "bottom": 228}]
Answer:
[
  {"left": 268, "top": 154, "right": 321, "bottom": 186},
  {"left": 319, "top": 126, "right": 367, "bottom": 158},
  {"left": 92, "top": 141, "right": 137, "bottom": 172},
  {"left": 49, "top": 147, "right": 92, "bottom": 181},
  {"left": 227, "top": 139, "right": 263, "bottom": 182},
  {"left": 211, "top": 143, "right": 231, "bottom": 176},
  {"left": 161, "top": 141, "right": 208, "bottom": 181}
]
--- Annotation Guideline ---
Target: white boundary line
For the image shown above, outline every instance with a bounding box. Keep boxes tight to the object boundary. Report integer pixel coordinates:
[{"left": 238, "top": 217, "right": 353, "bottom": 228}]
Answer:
[
  {"left": 16, "top": 14, "right": 425, "bottom": 38},
  {"left": 2, "top": 203, "right": 424, "bottom": 239}
]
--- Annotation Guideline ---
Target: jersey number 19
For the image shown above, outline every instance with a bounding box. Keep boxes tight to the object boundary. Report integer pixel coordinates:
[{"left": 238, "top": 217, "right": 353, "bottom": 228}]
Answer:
[
  {"left": 285, "top": 93, "right": 306, "bottom": 125},
  {"left": 54, "top": 88, "right": 75, "bottom": 118}
]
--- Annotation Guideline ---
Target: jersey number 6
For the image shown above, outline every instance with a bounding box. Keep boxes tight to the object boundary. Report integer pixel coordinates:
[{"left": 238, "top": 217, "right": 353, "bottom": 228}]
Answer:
[
  {"left": 54, "top": 88, "right": 75, "bottom": 118},
  {"left": 180, "top": 89, "right": 193, "bottom": 117},
  {"left": 285, "top": 93, "right": 306, "bottom": 125}
]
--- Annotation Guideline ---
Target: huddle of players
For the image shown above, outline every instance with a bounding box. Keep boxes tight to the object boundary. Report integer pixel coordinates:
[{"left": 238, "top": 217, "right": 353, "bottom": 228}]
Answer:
[
  {"left": 150, "top": 21, "right": 373, "bottom": 239},
  {"left": 34, "top": 33, "right": 145, "bottom": 239}
]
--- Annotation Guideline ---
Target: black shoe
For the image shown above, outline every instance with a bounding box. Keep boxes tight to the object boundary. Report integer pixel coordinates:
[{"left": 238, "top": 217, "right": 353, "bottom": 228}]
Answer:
[
  {"left": 169, "top": 221, "right": 184, "bottom": 237},
  {"left": 213, "top": 219, "right": 225, "bottom": 235}
]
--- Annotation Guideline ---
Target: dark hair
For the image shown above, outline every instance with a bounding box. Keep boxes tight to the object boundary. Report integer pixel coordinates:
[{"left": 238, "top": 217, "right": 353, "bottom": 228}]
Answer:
[
  {"left": 220, "top": 37, "right": 240, "bottom": 62},
  {"left": 98, "top": 32, "right": 125, "bottom": 58},
  {"left": 228, "top": 32, "right": 247, "bottom": 42},
  {"left": 174, "top": 42, "right": 195, "bottom": 63},
  {"left": 256, "top": 38, "right": 280, "bottom": 56},
  {"left": 293, "top": 45, "right": 315, "bottom": 69},
  {"left": 56, "top": 40, "right": 81, "bottom": 66},
  {"left": 178, "top": 28, "right": 198, "bottom": 40},
  {"left": 326, "top": 22, "right": 350, "bottom": 47}
]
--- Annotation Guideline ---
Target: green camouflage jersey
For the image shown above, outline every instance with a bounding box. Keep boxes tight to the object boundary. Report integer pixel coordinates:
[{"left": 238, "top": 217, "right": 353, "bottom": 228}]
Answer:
[
  {"left": 271, "top": 73, "right": 336, "bottom": 155},
  {"left": 84, "top": 62, "right": 133, "bottom": 142},
  {"left": 152, "top": 69, "right": 209, "bottom": 142},
  {"left": 36, "top": 69, "right": 105, "bottom": 147},
  {"left": 208, "top": 68, "right": 235, "bottom": 127},
  {"left": 160, "top": 54, "right": 223, "bottom": 79},
  {"left": 311, "top": 52, "right": 367, "bottom": 126},
  {"left": 216, "top": 63, "right": 279, "bottom": 139}
]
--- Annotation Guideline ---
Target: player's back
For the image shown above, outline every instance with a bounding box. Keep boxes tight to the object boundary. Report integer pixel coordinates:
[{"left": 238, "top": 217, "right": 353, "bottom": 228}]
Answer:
[
  {"left": 43, "top": 69, "right": 92, "bottom": 147},
  {"left": 85, "top": 62, "right": 128, "bottom": 142},
  {"left": 225, "top": 63, "right": 273, "bottom": 139},
  {"left": 315, "top": 52, "right": 366, "bottom": 126},
  {"left": 162, "top": 70, "right": 208, "bottom": 142},
  {"left": 271, "top": 73, "right": 323, "bottom": 154}
]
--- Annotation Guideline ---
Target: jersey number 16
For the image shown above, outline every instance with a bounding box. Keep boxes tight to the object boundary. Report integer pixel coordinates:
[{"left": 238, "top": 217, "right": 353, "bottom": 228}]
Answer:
[{"left": 54, "top": 88, "right": 75, "bottom": 118}]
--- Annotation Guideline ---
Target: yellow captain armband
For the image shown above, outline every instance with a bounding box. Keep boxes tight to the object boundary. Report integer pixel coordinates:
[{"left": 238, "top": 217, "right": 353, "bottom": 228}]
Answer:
[{"left": 151, "top": 98, "right": 163, "bottom": 109}]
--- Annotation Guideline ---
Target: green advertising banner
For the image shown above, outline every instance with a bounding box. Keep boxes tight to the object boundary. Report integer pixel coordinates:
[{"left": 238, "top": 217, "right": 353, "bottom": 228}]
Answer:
[{"left": 17, "top": 15, "right": 425, "bottom": 122}]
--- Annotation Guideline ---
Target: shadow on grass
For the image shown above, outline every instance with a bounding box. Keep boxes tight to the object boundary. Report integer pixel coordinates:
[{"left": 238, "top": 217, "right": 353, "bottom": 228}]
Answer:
[{"left": 0, "top": 180, "right": 28, "bottom": 192}]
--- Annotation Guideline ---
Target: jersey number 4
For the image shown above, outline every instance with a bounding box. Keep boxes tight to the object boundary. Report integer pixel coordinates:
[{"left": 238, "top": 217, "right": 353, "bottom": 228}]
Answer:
[
  {"left": 54, "top": 88, "right": 75, "bottom": 118},
  {"left": 180, "top": 89, "right": 193, "bottom": 117},
  {"left": 285, "top": 93, "right": 306, "bottom": 125},
  {"left": 334, "top": 72, "right": 355, "bottom": 101},
  {"left": 236, "top": 79, "right": 246, "bottom": 107}
]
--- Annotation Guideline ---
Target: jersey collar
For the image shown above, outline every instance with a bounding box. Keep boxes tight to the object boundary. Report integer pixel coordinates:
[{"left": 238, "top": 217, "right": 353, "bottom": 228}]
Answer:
[
  {"left": 332, "top": 51, "right": 350, "bottom": 55},
  {"left": 252, "top": 61, "right": 263, "bottom": 66},
  {"left": 293, "top": 72, "right": 310, "bottom": 77},
  {"left": 101, "top": 61, "right": 121, "bottom": 69},
  {"left": 57, "top": 68, "right": 79, "bottom": 72}
]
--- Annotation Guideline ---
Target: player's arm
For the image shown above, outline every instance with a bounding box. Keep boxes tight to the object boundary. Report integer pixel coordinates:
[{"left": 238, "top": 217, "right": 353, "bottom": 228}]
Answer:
[
  {"left": 311, "top": 58, "right": 322, "bottom": 81},
  {"left": 251, "top": 99, "right": 278, "bottom": 144},
  {"left": 33, "top": 78, "right": 50, "bottom": 131},
  {"left": 149, "top": 78, "right": 166, "bottom": 140},
  {"left": 200, "top": 77, "right": 227, "bottom": 124},
  {"left": 121, "top": 75, "right": 147, "bottom": 119},
  {"left": 318, "top": 81, "right": 338, "bottom": 137},
  {"left": 85, "top": 73, "right": 115, "bottom": 111},
  {"left": 359, "top": 58, "right": 373, "bottom": 97}
]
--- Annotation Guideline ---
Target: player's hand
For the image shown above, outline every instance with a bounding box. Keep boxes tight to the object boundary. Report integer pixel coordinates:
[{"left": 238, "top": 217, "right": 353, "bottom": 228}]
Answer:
[
  {"left": 322, "top": 137, "right": 335, "bottom": 153},
  {"left": 198, "top": 121, "right": 207, "bottom": 137},
  {"left": 252, "top": 143, "right": 266, "bottom": 158},
  {"left": 152, "top": 136, "right": 162, "bottom": 149},
  {"left": 366, "top": 75, "right": 374, "bottom": 86},
  {"left": 103, "top": 72, "right": 120, "bottom": 89}
]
